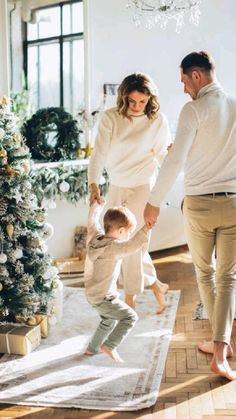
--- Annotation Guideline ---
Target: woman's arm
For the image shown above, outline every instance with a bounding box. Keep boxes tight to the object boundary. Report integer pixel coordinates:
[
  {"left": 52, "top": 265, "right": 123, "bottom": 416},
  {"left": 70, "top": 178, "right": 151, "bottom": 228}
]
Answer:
[{"left": 88, "top": 111, "right": 113, "bottom": 205}]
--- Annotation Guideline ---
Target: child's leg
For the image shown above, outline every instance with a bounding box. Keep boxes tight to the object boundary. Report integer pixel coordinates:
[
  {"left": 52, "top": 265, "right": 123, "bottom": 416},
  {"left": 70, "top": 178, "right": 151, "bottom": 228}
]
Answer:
[
  {"left": 86, "top": 314, "right": 117, "bottom": 354},
  {"left": 102, "top": 299, "right": 138, "bottom": 361}
]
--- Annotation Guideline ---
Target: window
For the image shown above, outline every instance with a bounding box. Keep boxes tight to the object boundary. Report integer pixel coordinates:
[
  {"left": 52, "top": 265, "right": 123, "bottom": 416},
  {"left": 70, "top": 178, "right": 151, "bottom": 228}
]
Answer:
[{"left": 24, "top": 1, "right": 84, "bottom": 115}]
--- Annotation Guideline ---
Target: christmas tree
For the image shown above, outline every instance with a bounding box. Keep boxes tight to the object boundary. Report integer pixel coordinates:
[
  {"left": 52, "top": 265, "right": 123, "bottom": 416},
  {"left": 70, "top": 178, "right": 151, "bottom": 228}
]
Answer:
[{"left": 0, "top": 96, "right": 59, "bottom": 324}]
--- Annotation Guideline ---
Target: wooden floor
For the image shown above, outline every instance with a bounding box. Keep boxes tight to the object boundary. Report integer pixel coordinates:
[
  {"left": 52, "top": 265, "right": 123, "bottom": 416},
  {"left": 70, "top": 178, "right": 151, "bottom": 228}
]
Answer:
[{"left": 1, "top": 245, "right": 236, "bottom": 419}]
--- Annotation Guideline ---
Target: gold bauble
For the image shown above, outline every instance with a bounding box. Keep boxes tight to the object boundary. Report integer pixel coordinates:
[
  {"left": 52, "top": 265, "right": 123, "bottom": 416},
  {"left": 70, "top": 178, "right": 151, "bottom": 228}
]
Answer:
[
  {"left": 0, "top": 148, "right": 7, "bottom": 158},
  {"left": 36, "top": 213, "right": 46, "bottom": 222},
  {"left": 6, "top": 224, "right": 14, "bottom": 238}
]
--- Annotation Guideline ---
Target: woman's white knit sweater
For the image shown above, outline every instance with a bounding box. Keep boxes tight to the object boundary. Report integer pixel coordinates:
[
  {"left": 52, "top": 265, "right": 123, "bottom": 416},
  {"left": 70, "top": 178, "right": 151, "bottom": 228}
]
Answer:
[{"left": 88, "top": 107, "right": 171, "bottom": 188}]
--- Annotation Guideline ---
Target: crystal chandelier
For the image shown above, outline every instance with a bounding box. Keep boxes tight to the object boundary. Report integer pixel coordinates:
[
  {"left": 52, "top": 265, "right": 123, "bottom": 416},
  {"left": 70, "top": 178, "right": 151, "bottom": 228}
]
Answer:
[{"left": 126, "top": 0, "right": 201, "bottom": 32}]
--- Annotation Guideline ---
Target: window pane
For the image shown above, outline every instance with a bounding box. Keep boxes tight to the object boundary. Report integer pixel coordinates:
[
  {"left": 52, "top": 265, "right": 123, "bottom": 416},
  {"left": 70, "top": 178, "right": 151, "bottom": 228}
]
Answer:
[
  {"left": 63, "top": 39, "right": 84, "bottom": 115},
  {"left": 39, "top": 43, "right": 60, "bottom": 108},
  {"left": 27, "top": 22, "right": 38, "bottom": 41},
  {"left": 38, "top": 7, "right": 60, "bottom": 39},
  {"left": 63, "top": 2, "right": 83, "bottom": 35},
  {"left": 28, "top": 45, "right": 39, "bottom": 110}
]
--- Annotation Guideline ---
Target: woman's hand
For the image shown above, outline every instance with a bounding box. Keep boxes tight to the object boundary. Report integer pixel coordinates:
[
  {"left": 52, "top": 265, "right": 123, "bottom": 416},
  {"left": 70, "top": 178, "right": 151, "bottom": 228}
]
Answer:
[{"left": 89, "top": 183, "right": 103, "bottom": 206}]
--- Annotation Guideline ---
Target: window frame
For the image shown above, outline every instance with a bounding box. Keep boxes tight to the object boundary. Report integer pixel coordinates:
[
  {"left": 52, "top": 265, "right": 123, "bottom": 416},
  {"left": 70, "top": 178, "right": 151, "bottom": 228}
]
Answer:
[{"left": 23, "top": 0, "right": 84, "bottom": 111}]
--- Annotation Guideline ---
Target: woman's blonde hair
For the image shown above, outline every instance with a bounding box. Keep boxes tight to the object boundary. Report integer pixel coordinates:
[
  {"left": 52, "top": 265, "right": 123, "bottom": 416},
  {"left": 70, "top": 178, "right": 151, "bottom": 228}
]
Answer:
[
  {"left": 103, "top": 206, "right": 137, "bottom": 234},
  {"left": 117, "top": 73, "right": 160, "bottom": 120}
]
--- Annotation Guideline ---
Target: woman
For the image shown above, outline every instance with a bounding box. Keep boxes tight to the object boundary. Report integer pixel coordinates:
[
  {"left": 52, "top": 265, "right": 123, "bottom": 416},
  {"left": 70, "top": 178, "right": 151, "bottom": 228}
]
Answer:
[{"left": 88, "top": 73, "right": 171, "bottom": 313}]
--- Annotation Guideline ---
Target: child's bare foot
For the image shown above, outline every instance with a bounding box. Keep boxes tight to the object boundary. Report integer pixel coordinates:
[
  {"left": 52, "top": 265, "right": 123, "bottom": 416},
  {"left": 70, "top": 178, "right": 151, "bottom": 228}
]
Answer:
[
  {"left": 125, "top": 294, "right": 136, "bottom": 310},
  {"left": 198, "top": 341, "right": 233, "bottom": 358},
  {"left": 210, "top": 359, "right": 236, "bottom": 380},
  {"left": 84, "top": 350, "right": 96, "bottom": 356},
  {"left": 100, "top": 344, "right": 124, "bottom": 362}
]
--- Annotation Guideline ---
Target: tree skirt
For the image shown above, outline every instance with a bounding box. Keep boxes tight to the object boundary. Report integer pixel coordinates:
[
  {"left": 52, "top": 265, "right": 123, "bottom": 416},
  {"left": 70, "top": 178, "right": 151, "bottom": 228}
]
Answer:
[{"left": 0, "top": 287, "right": 180, "bottom": 411}]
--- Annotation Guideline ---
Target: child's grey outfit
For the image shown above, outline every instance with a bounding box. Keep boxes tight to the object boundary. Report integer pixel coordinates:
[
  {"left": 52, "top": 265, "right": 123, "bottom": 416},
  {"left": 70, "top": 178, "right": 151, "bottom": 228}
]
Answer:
[{"left": 84, "top": 203, "right": 148, "bottom": 354}]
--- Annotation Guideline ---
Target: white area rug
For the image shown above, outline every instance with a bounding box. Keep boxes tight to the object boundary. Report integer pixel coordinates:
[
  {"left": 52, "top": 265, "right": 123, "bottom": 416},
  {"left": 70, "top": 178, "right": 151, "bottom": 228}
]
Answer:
[{"left": 0, "top": 287, "right": 180, "bottom": 411}]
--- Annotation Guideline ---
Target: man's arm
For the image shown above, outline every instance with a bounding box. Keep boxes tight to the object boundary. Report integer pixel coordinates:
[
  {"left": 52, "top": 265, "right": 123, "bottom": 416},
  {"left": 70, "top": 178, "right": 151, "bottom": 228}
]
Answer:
[{"left": 144, "top": 103, "right": 198, "bottom": 226}]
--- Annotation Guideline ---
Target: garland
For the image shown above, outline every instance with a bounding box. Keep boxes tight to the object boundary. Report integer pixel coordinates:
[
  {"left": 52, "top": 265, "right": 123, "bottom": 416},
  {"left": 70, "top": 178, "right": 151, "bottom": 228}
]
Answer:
[
  {"left": 30, "top": 164, "right": 109, "bottom": 207},
  {"left": 21, "top": 107, "right": 81, "bottom": 162}
]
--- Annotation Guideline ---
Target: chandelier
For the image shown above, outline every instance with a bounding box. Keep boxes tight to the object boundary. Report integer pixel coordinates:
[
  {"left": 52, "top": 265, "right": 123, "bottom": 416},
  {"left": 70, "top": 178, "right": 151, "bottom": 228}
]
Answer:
[{"left": 126, "top": 0, "right": 201, "bottom": 32}]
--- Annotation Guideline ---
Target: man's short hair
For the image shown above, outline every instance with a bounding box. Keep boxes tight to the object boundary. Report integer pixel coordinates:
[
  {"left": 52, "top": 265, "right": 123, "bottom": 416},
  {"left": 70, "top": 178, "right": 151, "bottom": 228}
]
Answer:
[
  {"left": 181, "top": 51, "right": 215, "bottom": 75},
  {"left": 103, "top": 206, "right": 137, "bottom": 234}
]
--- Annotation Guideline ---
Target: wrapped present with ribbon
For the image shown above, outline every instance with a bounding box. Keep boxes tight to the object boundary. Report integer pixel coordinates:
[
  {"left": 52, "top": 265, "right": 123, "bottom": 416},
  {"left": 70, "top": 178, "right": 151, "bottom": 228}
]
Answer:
[
  {"left": 16, "top": 314, "right": 48, "bottom": 338},
  {"left": 0, "top": 323, "right": 41, "bottom": 355}
]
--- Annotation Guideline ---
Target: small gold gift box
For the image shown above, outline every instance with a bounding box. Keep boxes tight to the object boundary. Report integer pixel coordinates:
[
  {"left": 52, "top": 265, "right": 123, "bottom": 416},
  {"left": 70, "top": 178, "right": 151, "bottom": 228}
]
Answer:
[{"left": 0, "top": 323, "right": 41, "bottom": 355}]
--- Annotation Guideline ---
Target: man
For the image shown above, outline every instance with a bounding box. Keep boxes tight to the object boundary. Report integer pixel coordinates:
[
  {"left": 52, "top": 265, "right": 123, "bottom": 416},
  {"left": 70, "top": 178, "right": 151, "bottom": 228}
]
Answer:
[{"left": 144, "top": 51, "right": 236, "bottom": 380}]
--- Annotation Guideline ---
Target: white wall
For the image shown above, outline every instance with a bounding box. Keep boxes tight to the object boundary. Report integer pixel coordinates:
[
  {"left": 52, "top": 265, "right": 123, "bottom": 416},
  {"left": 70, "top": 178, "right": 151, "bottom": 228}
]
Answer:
[{"left": 88, "top": 0, "right": 236, "bottom": 128}]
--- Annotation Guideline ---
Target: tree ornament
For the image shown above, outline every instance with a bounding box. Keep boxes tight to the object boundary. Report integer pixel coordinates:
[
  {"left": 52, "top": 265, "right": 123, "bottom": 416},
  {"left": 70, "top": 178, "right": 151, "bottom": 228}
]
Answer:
[
  {"left": 0, "top": 147, "right": 7, "bottom": 157},
  {"left": 6, "top": 224, "right": 14, "bottom": 239},
  {"left": 59, "top": 180, "right": 70, "bottom": 193},
  {"left": 48, "top": 201, "right": 57, "bottom": 209},
  {"left": 13, "top": 248, "right": 23, "bottom": 259},
  {"left": 42, "top": 223, "right": 54, "bottom": 240},
  {"left": 20, "top": 160, "right": 31, "bottom": 174},
  {"left": 35, "top": 212, "right": 46, "bottom": 222},
  {"left": 0, "top": 253, "right": 7, "bottom": 263},
  {"left": 1, "top": 95, "right": 8, "bottom": 105},
  {"left": 27, "top": 238, "right": 41, "bottom": 248}
]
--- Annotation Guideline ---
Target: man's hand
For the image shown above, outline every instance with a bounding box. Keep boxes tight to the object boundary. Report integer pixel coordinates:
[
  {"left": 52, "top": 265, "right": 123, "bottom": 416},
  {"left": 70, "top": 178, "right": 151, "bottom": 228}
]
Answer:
[
  {"left": 89, "top": 183, "right": 104, "bottom": 206},
  {"left": 144, "top": 203, "right": 160, "bottom": 228}
]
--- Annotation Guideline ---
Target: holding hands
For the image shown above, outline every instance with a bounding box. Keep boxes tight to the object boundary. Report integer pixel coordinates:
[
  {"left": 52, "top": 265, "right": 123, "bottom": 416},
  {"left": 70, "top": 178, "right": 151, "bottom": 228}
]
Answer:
[
  {"left": 144, "top": 203, "right": 160, "bottom": 228},
  {"left": 89, "top": 183, "right": 104, "bottom": 206}
]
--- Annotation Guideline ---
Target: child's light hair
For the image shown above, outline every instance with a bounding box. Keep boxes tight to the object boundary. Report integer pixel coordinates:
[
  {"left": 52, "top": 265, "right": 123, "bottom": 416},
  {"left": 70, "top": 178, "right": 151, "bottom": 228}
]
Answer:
[{"left": 103, "top": 206, "right": 137, "bottom": 234}]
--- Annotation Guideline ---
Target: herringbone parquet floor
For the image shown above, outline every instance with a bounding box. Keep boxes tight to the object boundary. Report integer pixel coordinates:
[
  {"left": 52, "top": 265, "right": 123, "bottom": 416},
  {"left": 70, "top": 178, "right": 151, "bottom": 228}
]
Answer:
[{"left": 0, "top": 245, "right": 236, "bottom": 419}]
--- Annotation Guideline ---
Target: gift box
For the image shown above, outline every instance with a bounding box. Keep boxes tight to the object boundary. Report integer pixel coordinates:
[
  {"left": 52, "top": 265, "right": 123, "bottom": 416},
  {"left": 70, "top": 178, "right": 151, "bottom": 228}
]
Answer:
[
  {"left": 26, "top": 314, "right": 48, "bottom": 338},
  {"left": 0, "top": 323, "right": 41, "bottom": 355}
]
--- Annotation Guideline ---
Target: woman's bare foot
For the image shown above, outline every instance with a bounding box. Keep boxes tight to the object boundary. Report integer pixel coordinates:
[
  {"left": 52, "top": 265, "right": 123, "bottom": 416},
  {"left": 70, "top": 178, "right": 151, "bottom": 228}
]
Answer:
[
  {"left": 100, "top": 344, "right": 124, "bottom": 362},
  {"left": 198, "top": 341, "right": 233, "bottom": 358},
  {"left": 125, "top": 294, "right": 136, "bottom": 310},
  {"left": 159, "top": 283, "right": 169, "bottom": 295},
  {"left": 210, "top": 359, "right": 236, "bottom": 380}
]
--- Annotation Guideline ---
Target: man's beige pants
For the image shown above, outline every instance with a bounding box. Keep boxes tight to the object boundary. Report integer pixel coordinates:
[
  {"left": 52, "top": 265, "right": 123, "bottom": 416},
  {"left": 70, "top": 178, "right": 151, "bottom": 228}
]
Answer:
[
  {"left": 108, "top": 184, "right": 160, "bottom": 295},
  {"left": 183, "top": 194, "right": 236, "bottom": 344}
]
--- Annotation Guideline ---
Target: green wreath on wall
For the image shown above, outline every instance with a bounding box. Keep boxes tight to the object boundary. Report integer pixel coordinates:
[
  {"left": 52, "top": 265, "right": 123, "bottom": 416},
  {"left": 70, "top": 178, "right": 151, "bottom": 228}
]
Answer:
[{"left": 21, "top": 107, "right": 81, "bottom": 162}]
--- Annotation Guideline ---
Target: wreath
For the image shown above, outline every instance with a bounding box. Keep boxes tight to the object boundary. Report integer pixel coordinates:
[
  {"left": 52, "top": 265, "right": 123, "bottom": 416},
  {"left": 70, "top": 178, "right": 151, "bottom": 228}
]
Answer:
[{"left": 21, "top": 107, "right": 81, "bottom": 162}]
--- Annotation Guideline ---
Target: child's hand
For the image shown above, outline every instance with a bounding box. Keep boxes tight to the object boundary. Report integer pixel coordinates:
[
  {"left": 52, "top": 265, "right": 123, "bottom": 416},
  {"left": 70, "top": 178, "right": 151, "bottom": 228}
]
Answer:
[
  {"left": 142, "top": 223, "right": 152, "bottom": 233},
  {"left": 99, "top": 197, "right": 106, "bottom": 206},
  {"left": 167, "top": 143, "right": 173, "bottom": 152}
]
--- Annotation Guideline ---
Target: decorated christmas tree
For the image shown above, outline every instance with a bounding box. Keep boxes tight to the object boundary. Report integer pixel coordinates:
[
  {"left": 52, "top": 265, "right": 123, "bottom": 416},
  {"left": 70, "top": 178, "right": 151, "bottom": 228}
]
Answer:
[{"left": 0, "top": 96, "right": 59, "bottom": 325}]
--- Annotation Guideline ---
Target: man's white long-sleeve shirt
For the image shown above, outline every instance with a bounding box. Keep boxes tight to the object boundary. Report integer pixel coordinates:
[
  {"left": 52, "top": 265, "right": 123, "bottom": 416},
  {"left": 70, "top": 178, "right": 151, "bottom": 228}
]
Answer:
[
  {"left": 149, "top": 82, "right": 236, "bottom": 207},
  {"left": 88, "top": 107, "right": 171, "bottom": 188}
]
